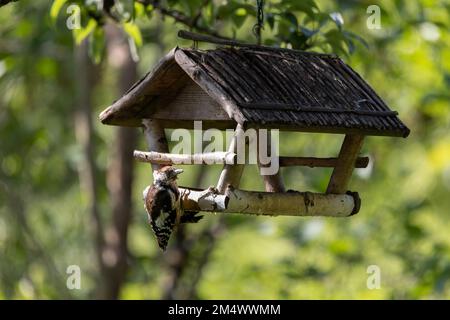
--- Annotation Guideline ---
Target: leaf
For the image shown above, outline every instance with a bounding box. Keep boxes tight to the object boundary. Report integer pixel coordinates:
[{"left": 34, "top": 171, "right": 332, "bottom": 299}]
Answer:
[
  {"left": 282, "top": 0, "right": 319, "bottom": 18},
  {"left": 123, "top": 22, "right": 142, "bottom": 47},
  {"left": 329, "top": 12, "right": 344, "bottom": 29},
  {"left": 300, "top": 26, "right": 317, "bottom": 37},
  {"left": 345, "top": 38, "right": 355, "bottom": 54},
  {"left": 115, "top": 0, "right": 134, "bottom": 21},
  {"left": 50, "top": 0, "right": 67, "bottom": 23},
  {"left": 232, "top": 7, "right": 248, "bottom": 29},
  {"left": 303, "top": 12, "right": 329, "bottom": 28},
  {"left": 287, "top": 31, "right": 310, "bottom": 50},
  {"left": 324, "top": 29, "right": 347, "bottom": 55},
  {"left": 343, "top": 31, "right": 370, "bottom": 50},
  {"left": 235, "top": 7, "right": 247, "bottom": 16},
  {"left": 180, "top": 0, "right": 203, "bottom": 16},
  {"left": 282, "top": 12, "right": 298, "bottom": 29},
  {"left": 73, "top": 18, "right": 97, "bottom": 45},
  {"left": 145, "top": 3, "right": 154, "bottom": 19},
  {"left": 134, "top": 2, "right": 145, "bottom": 18},
  {"left": 89, "top": 26, "right": 105, "bottom": 64},
  {"left": 217, "top": 1, "right": 255, "bottom": 20}
]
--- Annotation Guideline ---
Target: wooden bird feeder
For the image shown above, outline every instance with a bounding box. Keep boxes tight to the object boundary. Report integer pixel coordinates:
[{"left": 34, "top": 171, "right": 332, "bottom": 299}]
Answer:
[{"left": 99, "top": 31, "right": 410, "bottom": 218}]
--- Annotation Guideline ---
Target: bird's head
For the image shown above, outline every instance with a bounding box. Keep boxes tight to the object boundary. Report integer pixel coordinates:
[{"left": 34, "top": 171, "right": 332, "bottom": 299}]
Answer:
[{"left": 152, "top": 166, "right": 184, "bottom": 183}]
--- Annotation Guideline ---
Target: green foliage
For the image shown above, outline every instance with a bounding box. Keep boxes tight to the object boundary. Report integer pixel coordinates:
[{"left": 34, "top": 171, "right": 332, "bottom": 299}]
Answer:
[
  {"left": 1, "top": 0, "right": 450, "bottom": 299},
  {"left": 48, "top": 0, "right": 367, "bottom": 61}
]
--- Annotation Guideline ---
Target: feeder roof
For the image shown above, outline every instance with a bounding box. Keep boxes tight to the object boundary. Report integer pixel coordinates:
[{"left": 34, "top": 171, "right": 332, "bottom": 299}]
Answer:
[{"left": 99, "top": 46, "right": 410, "bottom": 137}]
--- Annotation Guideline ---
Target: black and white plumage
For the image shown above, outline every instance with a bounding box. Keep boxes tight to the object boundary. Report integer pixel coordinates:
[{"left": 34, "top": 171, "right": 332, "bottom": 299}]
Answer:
[{"left": 143, "top": 166, "right": 202, "bottom": 251}]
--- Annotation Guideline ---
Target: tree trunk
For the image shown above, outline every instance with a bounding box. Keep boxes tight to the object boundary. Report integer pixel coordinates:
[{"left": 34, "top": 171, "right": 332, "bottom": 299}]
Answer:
[
  {"left": 74, "top": 40, "right": 105, "bottom": 287},
  {"left": 101, "top": 24, "right": 138, "bottom": 299}
]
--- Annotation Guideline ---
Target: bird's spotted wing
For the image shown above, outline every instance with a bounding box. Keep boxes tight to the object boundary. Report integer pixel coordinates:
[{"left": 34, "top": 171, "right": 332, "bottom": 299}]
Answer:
[{"left": 144, "top": 185, "right": 177, "bottom": 250}]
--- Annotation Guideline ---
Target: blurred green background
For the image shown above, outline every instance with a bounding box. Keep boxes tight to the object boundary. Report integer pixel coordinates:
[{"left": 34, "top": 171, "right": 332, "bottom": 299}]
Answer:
[{"left": 0, "top": 0, "right": 449, "bottom": 299}]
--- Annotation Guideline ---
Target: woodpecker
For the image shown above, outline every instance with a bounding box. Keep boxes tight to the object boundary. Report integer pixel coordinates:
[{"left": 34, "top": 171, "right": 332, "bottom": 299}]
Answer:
[{"left": 143, "top": 166, "right": 203, "bottom": 251}]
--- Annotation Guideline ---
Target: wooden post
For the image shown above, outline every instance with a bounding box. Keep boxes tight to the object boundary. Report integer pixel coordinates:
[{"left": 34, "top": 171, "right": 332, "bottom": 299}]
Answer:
[
  {"left": 142, "top": 119, "right": 169, "bottom": 171},
  {"left": 258, "top": 129, "right": 285, "bottom": 192},
  {"left": 216, "top": 124, "right": 246, "bottom": 193},
  {"left": 326, "top": 134, "right": 365, "bottom": 194}
]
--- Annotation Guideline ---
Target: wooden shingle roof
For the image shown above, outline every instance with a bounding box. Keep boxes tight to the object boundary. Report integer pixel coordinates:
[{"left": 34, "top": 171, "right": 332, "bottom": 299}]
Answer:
[{"left": 100, "top": 46, "right": 410, "bottom": 137}]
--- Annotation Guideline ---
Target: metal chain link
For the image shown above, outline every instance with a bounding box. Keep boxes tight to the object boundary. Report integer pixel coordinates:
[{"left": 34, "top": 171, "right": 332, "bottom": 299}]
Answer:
[{"left": 253, "top": 0, "right": 265, "bottom": 45}]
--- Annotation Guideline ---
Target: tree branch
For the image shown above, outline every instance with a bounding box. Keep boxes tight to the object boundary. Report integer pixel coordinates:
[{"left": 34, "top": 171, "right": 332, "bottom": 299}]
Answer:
[{"left": 137, "top": 0, "right": 230, "bottom": 39}]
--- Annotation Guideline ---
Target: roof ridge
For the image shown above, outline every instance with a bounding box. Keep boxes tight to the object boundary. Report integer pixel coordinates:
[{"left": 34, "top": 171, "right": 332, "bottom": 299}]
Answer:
[
  {"left": 182, "top": 46, "right": 338, "bottom": 59},
  {"left": 178, "top": 30, "right": 338, "bottom": 59}
]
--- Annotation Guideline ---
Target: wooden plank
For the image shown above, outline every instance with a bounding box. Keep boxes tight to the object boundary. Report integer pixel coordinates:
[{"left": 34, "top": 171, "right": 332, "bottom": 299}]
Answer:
[
  {"left": 99, "top": 48, "right": 184, "bottom": 125},
  {"left": 326, "top": 134, "right": 365, "bottom": 194},
  {"left": 280, "top": 156, "right": 369, "bottom": 168},
  {"left": 174, "top": 48, "right": 247, "bottom": 125},
  {"left": 151, "top": 81, "right": 231, "bottom": 121}
]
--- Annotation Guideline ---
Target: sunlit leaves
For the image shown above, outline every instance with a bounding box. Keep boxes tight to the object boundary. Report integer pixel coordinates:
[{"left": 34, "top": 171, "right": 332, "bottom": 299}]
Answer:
[
  {"left": 48, "top": 0, "right": 370, "bottom": 60},
  {"left": 133, "top": 1, "right": 146, "bottom": 19},
  {"left": 89, "top": 26, "right": 105, "bottom": 64},
  {"left": 123, "top": 21, "right": 142, "bottom": 61},
  {"left": 73, "top": 18, "right": 96, "bottom": 45},
  {"left": 217, "top": 0, "right": 255, "bottom": 30},
  {"left": 49, "top": 0, "right": 68, "bottom": 23},
  {"left": 110, "top": 0, "right": 134, "bottom": 22},
  {"left": 123, "top": 21, "right": 143, "bottom": 47},
  {"left": 276, "top": 0, "right": 319, "bottom": 18},
  {"left": 329, "top": 12, "right": 344, "bottom": 29}
]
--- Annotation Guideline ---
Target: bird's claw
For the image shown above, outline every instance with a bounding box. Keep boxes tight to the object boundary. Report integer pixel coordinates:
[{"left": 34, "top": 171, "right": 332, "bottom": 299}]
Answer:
[{"left": 197, "top": 186, "right": 218, "bottom": 201}]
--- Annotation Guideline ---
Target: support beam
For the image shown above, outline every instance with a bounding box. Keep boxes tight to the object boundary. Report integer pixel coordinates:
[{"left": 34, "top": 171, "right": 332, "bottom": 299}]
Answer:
[
  {"left": 258, "top": 129, "right": 285, "bottom": 192},
  {"left": 177, "top": 186, "right": 360, "bottom": 217},
  {"left": 142, "top": 119, "right": 169, "bottom": 171},
  {"left": 216, "top": 124, "right": 245, "bottom": 193},
  {"left": 133, "top": 150, "right": 236, "bottom": 165},
  {"left": 327, "top": 134, "right": 365, "bottom": 194},
  {"left": 280, "top": 156, "right": 369, "bottom": 168}
]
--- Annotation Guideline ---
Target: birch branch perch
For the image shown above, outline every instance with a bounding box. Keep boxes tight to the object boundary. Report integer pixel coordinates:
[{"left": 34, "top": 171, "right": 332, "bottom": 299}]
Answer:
[
  {"left": 177, "top": 186, "right": 360, "bottom": 217},
  {"left": 216, "top": 124, "right": 245, "bottom": 193},
  {"left": 134, "top": 150, "right": 236, "bottom": 165},
  {"left": 134, "top": 150, "right": 369, "bottom": 168},
  {"left": 225, "top": 187, "right": 359, "bottom": 217},
  {"left": 180, "top": 187, "right": 229, "bottom": 212}
]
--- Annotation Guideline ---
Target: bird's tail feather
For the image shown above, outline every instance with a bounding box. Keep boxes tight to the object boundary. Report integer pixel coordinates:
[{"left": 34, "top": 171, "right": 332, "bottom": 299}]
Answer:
[{"left": 180, "top": 211, "right": 204, "bottom": 223}]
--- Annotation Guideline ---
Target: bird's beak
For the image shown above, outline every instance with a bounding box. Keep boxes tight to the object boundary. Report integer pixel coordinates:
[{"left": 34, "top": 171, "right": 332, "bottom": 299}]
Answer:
[{"left": 174, "top": 169, "right": 184, "bottom": 175}]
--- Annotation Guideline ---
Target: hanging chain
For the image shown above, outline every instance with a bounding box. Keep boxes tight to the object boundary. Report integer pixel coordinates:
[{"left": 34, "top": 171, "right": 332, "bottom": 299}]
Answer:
[{"left": 253, "top": 0, "right": 265, "bottom": 45}]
